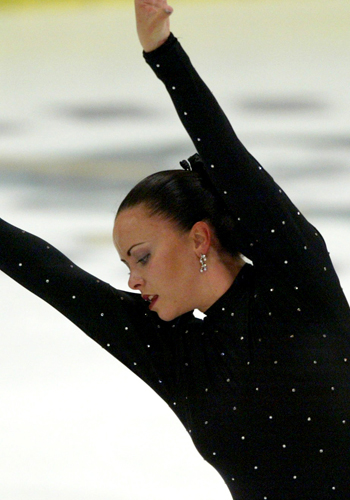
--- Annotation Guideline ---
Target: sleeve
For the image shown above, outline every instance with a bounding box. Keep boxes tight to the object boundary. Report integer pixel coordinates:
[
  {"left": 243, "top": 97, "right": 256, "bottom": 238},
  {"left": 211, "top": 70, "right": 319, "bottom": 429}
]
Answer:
[
  {"left": 143, "top": 34, "right": 346, "bottom": 310},
  {"left": 0, "top": 218, "right": 179, "bottom": 401}
]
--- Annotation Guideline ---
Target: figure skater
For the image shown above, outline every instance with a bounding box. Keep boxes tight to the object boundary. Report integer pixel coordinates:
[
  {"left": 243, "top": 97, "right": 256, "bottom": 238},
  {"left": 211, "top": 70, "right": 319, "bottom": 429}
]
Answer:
[{"left": 1, "top": 1, "right": 350, "bottom": 498}]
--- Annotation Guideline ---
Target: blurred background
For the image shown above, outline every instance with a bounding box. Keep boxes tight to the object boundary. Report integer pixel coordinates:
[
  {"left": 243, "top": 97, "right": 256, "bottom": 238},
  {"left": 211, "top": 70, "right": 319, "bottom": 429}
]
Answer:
[{"left": 0, "top": 0, "right": 350, "bottom": 498}]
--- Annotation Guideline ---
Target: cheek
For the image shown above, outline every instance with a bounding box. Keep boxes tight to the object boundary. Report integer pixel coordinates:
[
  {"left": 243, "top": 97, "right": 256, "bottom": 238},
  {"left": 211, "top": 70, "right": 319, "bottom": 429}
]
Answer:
[
  {"left": 148, "top": 250, "right": 187, "bottom": 286},
  {"left": 164, "top": 249, "right": 198, "bottom": 292}
]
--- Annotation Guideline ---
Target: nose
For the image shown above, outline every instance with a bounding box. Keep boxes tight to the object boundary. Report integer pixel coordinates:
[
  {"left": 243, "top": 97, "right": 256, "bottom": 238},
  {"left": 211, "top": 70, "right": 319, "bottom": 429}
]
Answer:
[{"left": 128, "top": 271, "right": 145, "bottom": 290}]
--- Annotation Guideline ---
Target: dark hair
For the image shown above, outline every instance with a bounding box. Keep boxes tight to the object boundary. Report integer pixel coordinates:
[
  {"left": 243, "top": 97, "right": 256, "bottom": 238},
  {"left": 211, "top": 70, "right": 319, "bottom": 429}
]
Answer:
[{"left": 116, "top": 170, "right": 240, "bottom": 258}]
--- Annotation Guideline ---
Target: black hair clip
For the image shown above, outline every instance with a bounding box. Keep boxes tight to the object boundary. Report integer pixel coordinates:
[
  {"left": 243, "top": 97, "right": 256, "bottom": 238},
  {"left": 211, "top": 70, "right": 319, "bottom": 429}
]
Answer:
[
  {"left": 180, "top": 153, "right": 214, "bottom": 193},
  {"left": 180, "top": 153, "right": 205, "bottom": 174}
]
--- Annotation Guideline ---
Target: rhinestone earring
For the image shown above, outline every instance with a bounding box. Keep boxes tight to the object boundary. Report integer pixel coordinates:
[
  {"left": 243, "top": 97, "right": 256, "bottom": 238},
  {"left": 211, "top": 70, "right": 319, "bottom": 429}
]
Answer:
[{"left": 200, "top": 254, "right": 207, "bottom": 273}]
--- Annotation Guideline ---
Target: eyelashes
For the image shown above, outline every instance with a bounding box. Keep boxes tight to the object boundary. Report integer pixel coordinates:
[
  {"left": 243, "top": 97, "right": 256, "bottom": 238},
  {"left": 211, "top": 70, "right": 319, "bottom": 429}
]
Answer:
[
  {"left": 137, "top": 254, "right": 150, "bottom": 266},
  {"left": 124, "top": 253, "right": 150, "bottom": 276}
]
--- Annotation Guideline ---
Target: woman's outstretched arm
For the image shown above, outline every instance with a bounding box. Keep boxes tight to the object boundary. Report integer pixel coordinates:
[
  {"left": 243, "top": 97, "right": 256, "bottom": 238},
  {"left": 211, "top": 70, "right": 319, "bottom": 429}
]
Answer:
[{"left": 0, "top": 218, "right": 180, "bottom": 399}]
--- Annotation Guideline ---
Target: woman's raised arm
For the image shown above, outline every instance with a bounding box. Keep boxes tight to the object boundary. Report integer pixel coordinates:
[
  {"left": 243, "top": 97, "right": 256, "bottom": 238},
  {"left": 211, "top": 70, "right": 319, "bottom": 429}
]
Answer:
[{"left": 137, "top": 3, "right": 348, "bottom": 316}]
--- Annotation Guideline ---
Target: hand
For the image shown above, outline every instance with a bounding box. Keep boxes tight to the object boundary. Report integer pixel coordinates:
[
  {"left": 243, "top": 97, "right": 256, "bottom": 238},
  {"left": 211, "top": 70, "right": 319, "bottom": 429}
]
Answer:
[{"left": 135, "top": 0, "right": 173, "bottom": 52}]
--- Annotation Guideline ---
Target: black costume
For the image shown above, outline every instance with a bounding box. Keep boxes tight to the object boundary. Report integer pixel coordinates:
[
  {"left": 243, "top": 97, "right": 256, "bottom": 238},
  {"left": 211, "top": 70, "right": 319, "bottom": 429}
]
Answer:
[{"left": 1, "top": 34, "right": 350, "bottom": 499}]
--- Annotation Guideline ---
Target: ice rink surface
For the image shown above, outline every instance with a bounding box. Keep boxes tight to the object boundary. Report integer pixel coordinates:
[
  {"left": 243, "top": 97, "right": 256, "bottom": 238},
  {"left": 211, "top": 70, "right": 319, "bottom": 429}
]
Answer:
[{"left": 0, "top": 0, "right": 350, "bottom": 498}]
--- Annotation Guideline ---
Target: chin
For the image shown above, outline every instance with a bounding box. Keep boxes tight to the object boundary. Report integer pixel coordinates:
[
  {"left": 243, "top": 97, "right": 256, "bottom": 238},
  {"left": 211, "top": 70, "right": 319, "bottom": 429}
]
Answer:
[
  {"left": 156, "top": 310, "right": 179, "bottom": 322},
  {"left": 156, "top": 305, "right": 191, "bottom": 322}
]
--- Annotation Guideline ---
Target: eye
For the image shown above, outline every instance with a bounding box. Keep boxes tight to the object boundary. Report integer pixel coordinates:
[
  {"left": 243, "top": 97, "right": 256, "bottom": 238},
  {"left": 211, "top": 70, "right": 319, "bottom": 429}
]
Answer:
[{"left": 137, "top": 254, "right": 150, "bottom": 266}]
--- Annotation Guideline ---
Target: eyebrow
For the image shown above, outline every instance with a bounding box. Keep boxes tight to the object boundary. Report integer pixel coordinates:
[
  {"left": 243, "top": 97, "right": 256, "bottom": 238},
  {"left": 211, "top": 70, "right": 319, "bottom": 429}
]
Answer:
[
  {"left": 127, "top": 242, "right": 146, "bottom": 256},
  {"left": 120, "top": 242, "right": 146, "bottom": 267}
]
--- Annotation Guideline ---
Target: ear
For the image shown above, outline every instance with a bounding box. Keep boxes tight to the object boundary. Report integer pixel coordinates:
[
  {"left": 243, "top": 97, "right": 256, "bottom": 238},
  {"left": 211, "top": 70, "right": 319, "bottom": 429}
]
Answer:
[{"left": 189, "top": 221, "right": 212, "bottom": 257}]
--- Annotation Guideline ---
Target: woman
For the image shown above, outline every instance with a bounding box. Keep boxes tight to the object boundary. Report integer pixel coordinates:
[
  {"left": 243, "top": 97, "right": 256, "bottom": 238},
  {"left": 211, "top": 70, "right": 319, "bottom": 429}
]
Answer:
[{"left": 1, "top": 1, "right": 350, "bottom": 498}]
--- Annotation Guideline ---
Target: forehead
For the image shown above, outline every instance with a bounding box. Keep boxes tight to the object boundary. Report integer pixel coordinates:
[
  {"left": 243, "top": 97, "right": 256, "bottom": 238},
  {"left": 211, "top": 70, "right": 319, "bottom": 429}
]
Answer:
[{"left": 113, "top": 205, "right": 179, "bottom": 254}]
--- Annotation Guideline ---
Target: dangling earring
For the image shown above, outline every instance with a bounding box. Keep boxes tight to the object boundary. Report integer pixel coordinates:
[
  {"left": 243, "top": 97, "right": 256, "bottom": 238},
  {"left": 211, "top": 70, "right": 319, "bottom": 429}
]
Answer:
[{"left": 200, "top": 254, "right": 207, "bottom": 273}]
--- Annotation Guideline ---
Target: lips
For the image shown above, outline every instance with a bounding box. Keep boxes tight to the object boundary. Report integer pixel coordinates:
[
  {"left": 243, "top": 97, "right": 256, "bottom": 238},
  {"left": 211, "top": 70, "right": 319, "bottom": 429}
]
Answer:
[{"left": 142, "top": 295, "right": 159, "bottom": 309}]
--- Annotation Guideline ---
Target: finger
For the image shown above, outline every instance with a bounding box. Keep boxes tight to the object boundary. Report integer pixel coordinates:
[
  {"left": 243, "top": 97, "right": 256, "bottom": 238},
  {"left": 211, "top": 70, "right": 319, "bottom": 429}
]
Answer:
[
  {"left": 163, "top": 0, "right": 173, "bottom": 15},
  {"left": 164, "top": 5, "right": 173, "bottom": 15}
]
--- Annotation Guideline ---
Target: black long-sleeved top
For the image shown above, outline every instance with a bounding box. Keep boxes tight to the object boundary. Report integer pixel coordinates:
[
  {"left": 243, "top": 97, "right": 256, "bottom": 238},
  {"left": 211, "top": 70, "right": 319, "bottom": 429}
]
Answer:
[{"left": 1, "top": 34, "right": 350, "bottom": 499}]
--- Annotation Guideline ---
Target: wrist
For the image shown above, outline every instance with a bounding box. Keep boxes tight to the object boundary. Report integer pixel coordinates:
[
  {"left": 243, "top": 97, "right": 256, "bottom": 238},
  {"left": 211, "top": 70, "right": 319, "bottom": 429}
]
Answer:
[
  {"left": 143, "top": 37, "right": 168, "bottom": 53},
  {"left": 142, "top": 32, "right": 173, "bottom": 54}
]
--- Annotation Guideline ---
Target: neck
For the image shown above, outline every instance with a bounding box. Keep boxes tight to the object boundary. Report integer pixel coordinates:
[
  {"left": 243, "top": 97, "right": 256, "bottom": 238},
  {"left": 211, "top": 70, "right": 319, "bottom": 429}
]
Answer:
[{"left": 199, "top": 255, "right": 245, "bottom": 313}]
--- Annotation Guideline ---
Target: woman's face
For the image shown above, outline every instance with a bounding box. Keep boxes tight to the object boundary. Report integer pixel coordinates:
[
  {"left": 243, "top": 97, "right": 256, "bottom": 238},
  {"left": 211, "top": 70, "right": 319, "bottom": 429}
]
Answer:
[{"left": 113, "top": 205, "right": 204, "bottom": 321}]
